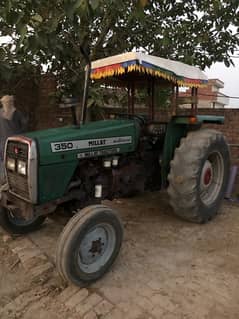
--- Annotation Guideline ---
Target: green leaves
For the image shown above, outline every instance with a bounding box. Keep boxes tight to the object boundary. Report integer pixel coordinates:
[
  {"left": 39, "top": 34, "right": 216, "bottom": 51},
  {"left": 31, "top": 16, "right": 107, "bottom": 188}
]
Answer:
[
  {"left": 0, "top": 47, "right": 6, "bottom": 60},
  {"left": 65, "top": 0, "right": 91, "bottom": 20},
  {"left": 20, "top": 25, "right": 27, "bottom": 38},
  {"left": 0, "top": 65, "right": 12, "bottom": 82},
  {"left": 137, "top": 0, "right": 149, "bottom": 8},
  {"left": 31, "top": 14, "right": 43, "bottom": 23},
  {"left": 90, "top": 0, "right": 100, "bottom": 11},
  {"left": 0, "top": 0, "right": 238, "bottom": 94}
]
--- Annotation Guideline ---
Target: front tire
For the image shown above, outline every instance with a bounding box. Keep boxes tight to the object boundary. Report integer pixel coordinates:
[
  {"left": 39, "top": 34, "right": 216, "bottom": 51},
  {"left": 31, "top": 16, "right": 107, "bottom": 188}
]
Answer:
[
  {"left": 168, "top": 129, "right": 230, "bottom": 223},
  {"left": 56, "top": 205, "right": 123, "bottom": 286},
  {"left": 0, "top": 207, "right": 46, "bottom": 234}
]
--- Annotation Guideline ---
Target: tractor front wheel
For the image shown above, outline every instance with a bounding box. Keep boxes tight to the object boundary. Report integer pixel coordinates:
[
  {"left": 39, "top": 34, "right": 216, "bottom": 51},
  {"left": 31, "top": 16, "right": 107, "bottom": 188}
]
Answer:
[
  {"left": 0, "top": 207, "right": 46, "bottom": 234},
  {"left": 168, "top": 129, "right": 230, "bottom": 223},
  {"left": 56, "top": 205, "right": 123, "bottom": 286}
]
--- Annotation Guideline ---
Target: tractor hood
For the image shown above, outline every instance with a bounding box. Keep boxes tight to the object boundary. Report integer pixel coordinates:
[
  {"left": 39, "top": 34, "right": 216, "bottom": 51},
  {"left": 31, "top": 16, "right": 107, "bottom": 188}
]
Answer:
[{"left": 25, "top": 119, "right": 140, "bottom": 165}]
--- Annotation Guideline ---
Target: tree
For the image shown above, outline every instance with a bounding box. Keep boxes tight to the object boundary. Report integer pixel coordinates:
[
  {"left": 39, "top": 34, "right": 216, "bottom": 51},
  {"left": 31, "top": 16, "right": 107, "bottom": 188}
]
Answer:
[{"left": 0, "top": 0, "right": 238, "bottom": 96}]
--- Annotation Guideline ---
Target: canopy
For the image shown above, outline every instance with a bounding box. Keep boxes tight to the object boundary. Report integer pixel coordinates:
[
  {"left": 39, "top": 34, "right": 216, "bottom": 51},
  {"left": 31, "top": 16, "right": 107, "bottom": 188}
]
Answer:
[{"left": 91, "top": 52, "right": 208, "bottom": 88}]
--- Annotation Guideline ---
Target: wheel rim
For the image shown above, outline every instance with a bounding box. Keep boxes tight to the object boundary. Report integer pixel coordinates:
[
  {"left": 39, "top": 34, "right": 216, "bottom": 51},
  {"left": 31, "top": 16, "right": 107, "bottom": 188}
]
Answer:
[
  {"left": 78, "top": 223, "right": 116, "bottom": 274},
  {"left": 7, "top": 209, "right": 39, "bottom": 226},
  {"left": 199, "top": 151, "right": 224, "bottom": 206}
]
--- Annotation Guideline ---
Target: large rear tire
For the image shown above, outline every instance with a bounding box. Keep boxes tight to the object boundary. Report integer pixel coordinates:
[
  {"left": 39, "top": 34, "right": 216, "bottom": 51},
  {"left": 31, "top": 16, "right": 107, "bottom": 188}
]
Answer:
[
  {"left": 56, "top": 205, "right": 123, "bottom": 286},
  {"left": 167, "top": 129, "right": 230, "bottom": 223}
]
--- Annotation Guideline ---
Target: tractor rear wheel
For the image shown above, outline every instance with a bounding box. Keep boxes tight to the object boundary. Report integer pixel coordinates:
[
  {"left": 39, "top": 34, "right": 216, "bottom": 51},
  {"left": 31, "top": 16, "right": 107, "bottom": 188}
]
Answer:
[
  {"left": 56, "top": 205, "right": 123, "bottom": 286},
  {"left": 168, "top": 129, "right": 230, "bottom": 223}
]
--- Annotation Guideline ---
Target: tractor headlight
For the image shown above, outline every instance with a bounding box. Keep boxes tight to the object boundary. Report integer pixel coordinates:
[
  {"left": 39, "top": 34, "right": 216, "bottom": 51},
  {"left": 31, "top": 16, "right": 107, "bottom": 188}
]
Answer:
[
  {"left": 17, "top": 160, "right": 27, "bottom": 175},
  {"left": 7, "top": 158, "right": 16, "bottom": 171}
]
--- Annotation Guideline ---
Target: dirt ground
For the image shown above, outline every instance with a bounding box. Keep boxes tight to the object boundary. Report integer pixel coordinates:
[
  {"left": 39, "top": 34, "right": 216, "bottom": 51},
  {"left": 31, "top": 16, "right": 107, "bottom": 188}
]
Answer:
[{"left": 1, "top": 192, "right": 239, "bottom": 319}]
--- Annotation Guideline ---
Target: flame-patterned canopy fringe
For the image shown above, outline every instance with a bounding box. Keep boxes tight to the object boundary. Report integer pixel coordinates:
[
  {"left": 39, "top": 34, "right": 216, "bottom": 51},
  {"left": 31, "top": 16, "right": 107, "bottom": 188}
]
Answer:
[{"left": 91, "top": 60, "right": 208, "bottom": 88}]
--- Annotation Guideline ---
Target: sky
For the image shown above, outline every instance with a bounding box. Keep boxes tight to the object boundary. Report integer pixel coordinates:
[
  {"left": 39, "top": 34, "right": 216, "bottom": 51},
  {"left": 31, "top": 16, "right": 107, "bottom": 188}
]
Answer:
[{"left": 206, "top": 57, "right": 239, "bottom": 108}]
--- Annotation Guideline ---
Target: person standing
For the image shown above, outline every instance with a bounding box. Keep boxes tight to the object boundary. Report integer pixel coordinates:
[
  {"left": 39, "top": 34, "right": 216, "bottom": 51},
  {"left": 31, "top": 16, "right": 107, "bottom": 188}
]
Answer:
[{"left": 0, "top": 95, "right": 28, "bottom": 184}]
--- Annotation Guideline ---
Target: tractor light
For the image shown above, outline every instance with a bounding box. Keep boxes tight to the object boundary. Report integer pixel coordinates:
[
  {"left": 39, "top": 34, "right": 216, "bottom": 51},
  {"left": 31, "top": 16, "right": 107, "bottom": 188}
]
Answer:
[
  {"left": 189, "top": 116, "right": 197, "bottom": 124},
  {"left": 95, "top": 185, "right": 102, "bottom": 198},
  {"left": 112, "top": 157, "right": 119, "bottom": 167},
  {"left": 17, "top": 160, "right": 27, "bottom": 175},
  {"left": 103, "top": 159, "right": 111, "bottom": 168},
  {"left": 7, "top": 158, "right": 16, "bottom": 171}
]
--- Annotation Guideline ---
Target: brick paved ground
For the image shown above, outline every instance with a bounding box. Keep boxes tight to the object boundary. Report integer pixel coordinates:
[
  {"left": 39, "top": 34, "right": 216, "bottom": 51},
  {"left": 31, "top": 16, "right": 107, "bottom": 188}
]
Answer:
[{"left": 1, "top": 192, "right": 239, "bottom": 318}]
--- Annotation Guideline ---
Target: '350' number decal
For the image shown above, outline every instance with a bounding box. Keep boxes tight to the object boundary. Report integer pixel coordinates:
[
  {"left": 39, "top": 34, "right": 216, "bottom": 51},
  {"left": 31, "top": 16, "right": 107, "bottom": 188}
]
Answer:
[{"left": 52, "top": 142, "right": 73, "bottom": 151}]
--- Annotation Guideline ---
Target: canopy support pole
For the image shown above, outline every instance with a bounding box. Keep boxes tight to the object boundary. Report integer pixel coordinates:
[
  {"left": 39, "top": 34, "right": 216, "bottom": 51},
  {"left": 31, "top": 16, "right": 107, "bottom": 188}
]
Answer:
[
  {"left": 191, "top": 87, "right": 198, "bottom": 115},
  {"left": 127, "top": 83, "right": 130, "bottom": 114},
  {"left": 171, "top": 84, "right": 177, "bottom": 116},
  {"left": 175, "top": 85, "right": 179, "bottom": 115},
  {"left": 127, "top": 82, "right": 135, "bottom": 115},
  {"left": 131, "top": 81, "right": 135, "bottom": 115},
  {"left": 151, "top": 78, "right": 155, "bottom": 121},
  {"left": 148, "top": 78, "right": 155, "bottom": 121}
]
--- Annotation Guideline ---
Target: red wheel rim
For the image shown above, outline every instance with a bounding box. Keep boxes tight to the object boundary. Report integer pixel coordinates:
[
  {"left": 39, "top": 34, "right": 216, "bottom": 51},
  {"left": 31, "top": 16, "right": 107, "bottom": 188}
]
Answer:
[{"left": 204, "top": 168, "right": 212, "bottom": 186}]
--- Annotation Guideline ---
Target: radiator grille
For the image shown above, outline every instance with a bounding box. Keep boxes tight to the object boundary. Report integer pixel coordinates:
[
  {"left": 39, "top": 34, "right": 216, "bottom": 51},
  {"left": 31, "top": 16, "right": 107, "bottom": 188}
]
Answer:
[{"left": 6, "top": 141, "right": 30, "bottom": 200}]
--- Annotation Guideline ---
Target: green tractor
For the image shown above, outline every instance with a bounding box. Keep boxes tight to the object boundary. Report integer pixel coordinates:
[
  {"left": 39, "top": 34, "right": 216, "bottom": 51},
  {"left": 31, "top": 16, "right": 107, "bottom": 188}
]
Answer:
[{"left": 0, "top": 52, "right": 230, "bottom": 286}]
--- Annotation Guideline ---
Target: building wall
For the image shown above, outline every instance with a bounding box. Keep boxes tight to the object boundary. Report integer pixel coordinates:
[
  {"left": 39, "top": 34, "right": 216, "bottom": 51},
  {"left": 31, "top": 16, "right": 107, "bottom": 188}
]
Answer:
[
  {"left": 3, "top": 74, "right": 72, "bottom": 131},
  {"left": 0, "top": 76, "right": 39, "bottom": 131}
]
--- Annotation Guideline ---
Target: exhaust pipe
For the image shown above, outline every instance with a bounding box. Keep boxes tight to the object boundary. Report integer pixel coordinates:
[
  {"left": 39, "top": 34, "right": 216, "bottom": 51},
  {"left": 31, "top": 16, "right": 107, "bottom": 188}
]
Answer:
[{"left": 80, "top": 46, "right": 91, "bottom": 125}]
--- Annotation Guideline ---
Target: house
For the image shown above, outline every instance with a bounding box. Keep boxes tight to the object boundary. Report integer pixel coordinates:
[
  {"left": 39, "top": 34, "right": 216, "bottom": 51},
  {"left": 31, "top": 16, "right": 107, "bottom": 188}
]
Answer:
[{"left": 179, "top": 79, "right": 229, "bottom": 108}]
